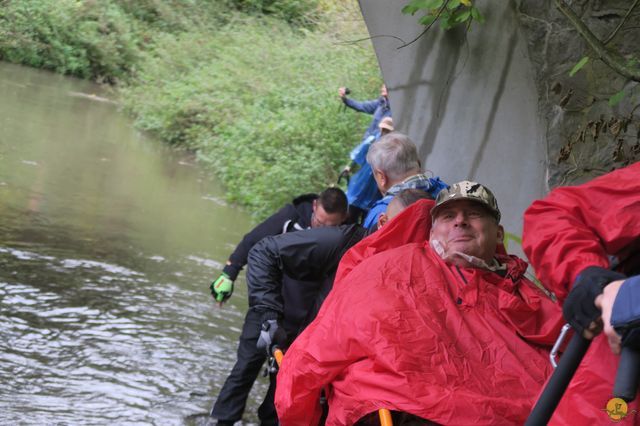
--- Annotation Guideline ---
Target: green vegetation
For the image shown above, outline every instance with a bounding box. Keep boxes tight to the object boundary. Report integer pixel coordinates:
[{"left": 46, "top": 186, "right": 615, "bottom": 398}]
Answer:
[
  {"left": 0, "top": 0, "right": 379, "bottom": 218},
  {"left": 120, "top": 19, "right": 378, "bottom": 215},
  {"left": 0, "top": 0, "right": 141, "bottom": 81},
  {"left": 402, "top": 0, "right": 484, "bottom": 31}
]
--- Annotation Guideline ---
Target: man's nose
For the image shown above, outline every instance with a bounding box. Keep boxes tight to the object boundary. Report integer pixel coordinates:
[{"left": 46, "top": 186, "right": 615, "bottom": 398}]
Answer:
[{"left": 453, "top": 212, "right": 469, "bottom": 226}]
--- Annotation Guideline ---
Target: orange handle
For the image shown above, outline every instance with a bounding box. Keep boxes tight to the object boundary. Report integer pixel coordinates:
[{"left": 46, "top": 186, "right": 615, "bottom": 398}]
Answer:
[
  {"left": 273, "top": 348, "right": 284, "bottom": 367},
  {"left": 379, "top": 408, "right": 393, "bottom": 426}
]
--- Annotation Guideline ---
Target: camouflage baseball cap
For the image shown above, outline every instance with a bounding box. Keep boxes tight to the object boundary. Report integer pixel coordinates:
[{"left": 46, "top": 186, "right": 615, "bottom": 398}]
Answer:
[{"left": 431, "top": 180, "right": 501, "bottom": 222}]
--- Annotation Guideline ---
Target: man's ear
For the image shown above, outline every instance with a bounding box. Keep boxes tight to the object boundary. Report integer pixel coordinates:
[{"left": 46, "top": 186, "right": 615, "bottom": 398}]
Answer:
[
  {"left": 312, "top": 199, "right": 317, "bottom": 212},
  {"left": 497, "top": 225, "right": 505, "bottom": 242},
  {"left": 374, "top": 169, "right": 387, "bottom": 188},
  {"left": 377, "top": 213, "right": 388, "bottom": 229}
]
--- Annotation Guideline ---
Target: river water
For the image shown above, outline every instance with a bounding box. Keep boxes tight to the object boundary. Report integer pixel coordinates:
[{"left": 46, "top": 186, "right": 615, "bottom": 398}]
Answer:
[{"left": 0, "top": 62, "right": 266, "bottom": 425}]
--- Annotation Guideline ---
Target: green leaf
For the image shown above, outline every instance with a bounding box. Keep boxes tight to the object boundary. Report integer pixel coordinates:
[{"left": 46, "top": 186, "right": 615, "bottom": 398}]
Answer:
[
  {"left": 447, "top": 0, "right": 461, "bottom": 9},
  {"left": 401, "top": 5, "right": 420, "bottom": 15},
  {"left": 419, "top": 14, "right": 437, "bottom": 26},
  {"left": 455, "top": 10, "right": 471, "bottom": 23},
  {"left": 609, "top": 89, "right": 626, "bottom": 106},
  {"left": 469, "top": 6, "right": 485, "bottom": 23},
  {"left": 569, "top": 56, "right": 589, "bottom": 77},
  {"left": 439, "top": 13, "right": 452, "bottom": 29},
  {"left": 402, "top": 0, "right": 432, "bottom": 14},
  {"left": 503, "top": 232, "right": 523, "bottom": 251}
]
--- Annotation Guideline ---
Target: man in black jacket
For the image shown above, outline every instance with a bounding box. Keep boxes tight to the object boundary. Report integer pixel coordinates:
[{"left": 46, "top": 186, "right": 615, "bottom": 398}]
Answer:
[
  {"left": 210, "top": 188, "right": 349, "bottom": 305},
  {"left": 210, "top": 188, "right": 348, "bottom": 426}
]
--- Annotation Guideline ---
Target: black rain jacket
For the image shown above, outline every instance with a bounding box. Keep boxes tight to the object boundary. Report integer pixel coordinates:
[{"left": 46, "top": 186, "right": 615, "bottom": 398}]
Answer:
[
  {"left": 222, "top": 194, "right": 317, "bottom": 281},
  {"left": 246, "top": 224, "right": 368, "bottom": 339}
]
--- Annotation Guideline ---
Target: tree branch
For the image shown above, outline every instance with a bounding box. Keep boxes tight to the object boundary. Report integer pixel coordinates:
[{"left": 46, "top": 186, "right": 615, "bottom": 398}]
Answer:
[
  {"left": 335, "top": 34, "right": 407, "bottom": 47},
  {"left": 397, "top": 0, "right": 451, "bottom": 50},
  {"left": 603, "top": 0, "right": 640, "bottom": 45},
  {"left": 555, "top": 0, "right": 640, "bottom": 82}
]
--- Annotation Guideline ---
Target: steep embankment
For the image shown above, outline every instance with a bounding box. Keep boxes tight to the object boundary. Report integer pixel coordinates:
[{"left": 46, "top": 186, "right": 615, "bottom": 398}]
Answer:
[{"left": 0, "top": 0, "right": 380, "bottom": 218}]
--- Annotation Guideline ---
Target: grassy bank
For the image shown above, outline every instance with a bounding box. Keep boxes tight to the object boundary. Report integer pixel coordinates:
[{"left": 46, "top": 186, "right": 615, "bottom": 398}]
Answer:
[{"left": 0, "top": 0, "right": 380, "bottom": 218}]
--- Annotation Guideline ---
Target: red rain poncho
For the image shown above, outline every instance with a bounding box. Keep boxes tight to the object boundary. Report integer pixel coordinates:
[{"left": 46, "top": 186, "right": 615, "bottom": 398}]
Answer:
[
  {"left": 523, "top": 161, "right": 640, "bottom": 425},
  {"left": 275, "top": 201, "right": 563, "bottom": 425}
]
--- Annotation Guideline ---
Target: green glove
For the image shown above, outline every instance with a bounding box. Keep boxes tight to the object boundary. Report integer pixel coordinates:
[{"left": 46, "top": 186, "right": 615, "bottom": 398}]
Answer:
[{"left": 210, "top": 273, "right": 234, "bottom": 303}]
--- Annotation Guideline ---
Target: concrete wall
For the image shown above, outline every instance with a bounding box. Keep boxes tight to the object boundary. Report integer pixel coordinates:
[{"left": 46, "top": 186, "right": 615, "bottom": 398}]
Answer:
[{"left": 358, "top": 0, "right": 546, "bottom": 239}]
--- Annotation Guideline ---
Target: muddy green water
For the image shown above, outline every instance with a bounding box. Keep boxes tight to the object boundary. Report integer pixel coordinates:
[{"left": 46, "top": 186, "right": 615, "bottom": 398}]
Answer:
[{"left": 0, "top": 62, "right": 267, "bottom": 425}]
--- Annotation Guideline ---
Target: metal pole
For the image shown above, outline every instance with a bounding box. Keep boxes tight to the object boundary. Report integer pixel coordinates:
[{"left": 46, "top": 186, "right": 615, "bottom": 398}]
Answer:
[{"left": 525, "top": 334, "right": 591, "bottom": 425}]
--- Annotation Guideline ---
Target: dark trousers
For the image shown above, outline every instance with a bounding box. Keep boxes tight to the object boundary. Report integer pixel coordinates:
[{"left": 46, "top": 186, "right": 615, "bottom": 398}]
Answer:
[{"left": 211, "top": 308, "right": 278, "bottom": 425}]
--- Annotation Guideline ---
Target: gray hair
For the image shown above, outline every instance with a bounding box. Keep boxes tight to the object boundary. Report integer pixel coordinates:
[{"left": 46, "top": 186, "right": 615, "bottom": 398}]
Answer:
[{"left": 366, "top": 132, "right": 421, "bottom": 181}]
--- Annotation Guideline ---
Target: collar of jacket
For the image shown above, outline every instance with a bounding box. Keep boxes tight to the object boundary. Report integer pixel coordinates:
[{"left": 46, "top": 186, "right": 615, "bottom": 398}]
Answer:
[
  {"left": 425, "top": 244, "right": 529, "bottom": 305},
  {"left": 385, "top": 174, "right": 433, "bottom": 196}
]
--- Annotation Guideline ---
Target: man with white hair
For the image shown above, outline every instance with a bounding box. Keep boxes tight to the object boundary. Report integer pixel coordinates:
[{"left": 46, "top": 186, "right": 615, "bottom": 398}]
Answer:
[{"left": 362, "top": 132, "right": 446, "bottom": 229}]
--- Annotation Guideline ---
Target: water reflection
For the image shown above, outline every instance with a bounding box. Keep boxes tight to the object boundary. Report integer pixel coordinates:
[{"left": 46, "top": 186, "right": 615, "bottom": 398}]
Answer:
[{"left": 0, "top": 62, "right": 263, "bottom": 425}]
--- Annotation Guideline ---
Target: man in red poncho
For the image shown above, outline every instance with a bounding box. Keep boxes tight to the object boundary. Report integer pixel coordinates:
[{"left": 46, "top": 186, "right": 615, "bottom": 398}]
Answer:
[
  {"left": 275, "top": 180, "right": 564, "bottom": 425},
  {"left": 523, "top": 161, "right": 640, "bottom": 425}
]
